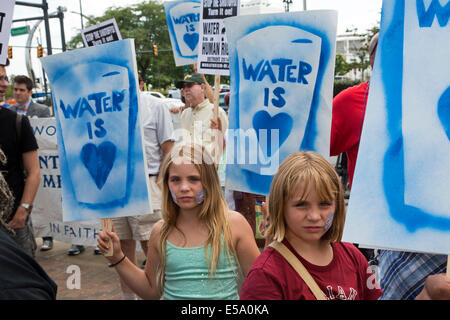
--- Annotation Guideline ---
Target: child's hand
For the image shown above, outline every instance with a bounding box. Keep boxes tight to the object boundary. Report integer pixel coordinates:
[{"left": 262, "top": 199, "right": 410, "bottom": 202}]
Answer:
[{"left": 97, "top": 230, "right": 123, "bottom": 263}]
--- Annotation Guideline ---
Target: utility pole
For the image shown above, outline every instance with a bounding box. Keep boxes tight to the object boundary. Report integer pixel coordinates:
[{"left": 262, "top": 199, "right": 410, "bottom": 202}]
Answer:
[
  {"left": 79, "top": 0, "right": 84, "bottom": 30},
  {"left": 303, "top": 0, "right": 307, "bottom": 11},
  {"left": 283, "top": 0, "right": 293, "bottom": 12}
]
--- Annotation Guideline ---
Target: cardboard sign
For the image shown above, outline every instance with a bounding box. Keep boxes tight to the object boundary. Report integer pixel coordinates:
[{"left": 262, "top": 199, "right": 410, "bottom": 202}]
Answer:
[
  {"left": 0, "top": 0, "right": 15, "bottom": 65},
  {"left": 344, "top": 0, "right": 450, "bottom": 255},
  {"left": 164, "top": 0, "right": 202, "bottom": 66},
  {"left": 81, "top": 18, "right": 122, "bottom": 47},
  {"left": 224, "top": 11, "right": 337, "bottom": 195},
  {"left": 41, "top": 39, "right": 152, "bottom": 222},
  {"left": 196, "top": 0, "right": 240, "bottom": 75}
]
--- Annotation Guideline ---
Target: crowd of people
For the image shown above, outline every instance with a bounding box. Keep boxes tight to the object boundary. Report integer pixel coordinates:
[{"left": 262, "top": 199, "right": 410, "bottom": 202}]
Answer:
[{"left": 0, "top": 31, "right": 449, "bottom": 301}]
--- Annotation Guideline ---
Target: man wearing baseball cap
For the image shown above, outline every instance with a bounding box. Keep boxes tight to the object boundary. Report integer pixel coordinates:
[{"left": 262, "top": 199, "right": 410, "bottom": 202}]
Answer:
[{"left": 176, "top": 73, "right": 228, "bottom": 161}]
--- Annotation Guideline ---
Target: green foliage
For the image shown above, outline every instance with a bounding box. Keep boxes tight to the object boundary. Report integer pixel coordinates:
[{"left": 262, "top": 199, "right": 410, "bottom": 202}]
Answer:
[
  {"left": 335, "top": 53, "right": 352, "bottom": 76},
  {"left": 67, "top": 0, "right": 185, "bottom": 89},
  {"left": 333, "top": 79, "right": 362, "bottom": 97}
]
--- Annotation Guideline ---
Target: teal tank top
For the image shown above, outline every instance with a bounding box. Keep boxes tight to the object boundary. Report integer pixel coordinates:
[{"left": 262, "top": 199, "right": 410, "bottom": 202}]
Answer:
[{"left": 163, "top": 238, "right": 239, "bottom": 300}]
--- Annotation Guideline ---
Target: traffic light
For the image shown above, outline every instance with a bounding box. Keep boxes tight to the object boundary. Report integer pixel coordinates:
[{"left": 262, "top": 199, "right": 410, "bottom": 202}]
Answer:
[
  {"left": 153, "top": 44, "right": 158, "bottom": 56},
  {"left": 37, "top": 45, "right": 43, "bottom": 58},
  {"left": 8, "top": 46, "right": 12, "bottom": 59}
]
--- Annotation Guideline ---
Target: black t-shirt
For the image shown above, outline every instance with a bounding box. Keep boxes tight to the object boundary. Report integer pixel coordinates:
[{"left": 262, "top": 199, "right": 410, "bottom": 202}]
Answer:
[
  {"left": 0, "top": 229, "right": 57, "bottom": 299},
  {"left": 0, "top": 108, "right": 39, "bottom": 207}
]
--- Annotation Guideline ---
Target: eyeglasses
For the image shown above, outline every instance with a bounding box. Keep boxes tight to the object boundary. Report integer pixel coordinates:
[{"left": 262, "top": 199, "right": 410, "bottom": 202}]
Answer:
[{"left": 0, "top": 76, "right": 9, "bottom": 83}]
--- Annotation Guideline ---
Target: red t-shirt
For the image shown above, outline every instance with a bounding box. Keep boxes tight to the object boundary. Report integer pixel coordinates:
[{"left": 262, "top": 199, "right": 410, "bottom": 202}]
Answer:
[
  {"left": 240, "top": 239, "right": 382, "bottom": 300},
  {"left": 330, "top": 81, "right": 370, "bottom": 188}
]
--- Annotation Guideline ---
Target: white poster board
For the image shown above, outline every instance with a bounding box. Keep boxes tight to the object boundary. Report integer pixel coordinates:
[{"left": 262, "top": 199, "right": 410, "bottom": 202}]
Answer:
[
  {"left": 0, "top": 0, "right": 15, "bottom": 65},
  {"left": 344, "top": 0, "right": 450, "bottom": 255},
  {"left": 196, "top": 0, "right": 239, "bottom": 75},
  {"left": 164, "top": 0, "right": 201, "bottom": 66}
]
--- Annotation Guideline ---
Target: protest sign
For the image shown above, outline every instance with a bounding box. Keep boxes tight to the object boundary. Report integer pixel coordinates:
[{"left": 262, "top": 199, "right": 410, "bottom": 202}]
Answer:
[
  {"left": 0, "top": 0, "right": 15, "bottom": 65},
  {"left": 344, "top": 0, "right": 450, "bottom": 254},
  {"left": 224, "top": 10, "right": 337, "bottom": 195},
  {"left": 164, "top": 0, "right": 201, "bottom": 66},
  {"left": 196, "top": 0, "right": 239, "bottom": 75},
  {"left": 41, "top": 39, "right": 152, "bottom": 222},
  {"left": 30, "top": 118, "right": 101, "bottom": 246},
  {"left": 81, "top": 18, "right": 122, "bottom": 47}
]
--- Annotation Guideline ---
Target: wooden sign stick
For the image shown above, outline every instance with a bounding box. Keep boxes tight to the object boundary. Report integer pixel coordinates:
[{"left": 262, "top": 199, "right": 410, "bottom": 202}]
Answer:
[
  {"left": 447, "top": 256, "right": 450, "bottom": 278},
  {"left": 102, "top": 218, "right": 114, "bottom": 257},
  {"left": 213, "top": 74, "right": 220, "bottom": 119}
]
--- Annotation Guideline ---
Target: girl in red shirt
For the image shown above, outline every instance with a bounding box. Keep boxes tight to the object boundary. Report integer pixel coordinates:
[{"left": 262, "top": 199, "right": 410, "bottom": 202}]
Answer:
[{"left": 240, "top": 151, "right": 383, "bottom": 300}]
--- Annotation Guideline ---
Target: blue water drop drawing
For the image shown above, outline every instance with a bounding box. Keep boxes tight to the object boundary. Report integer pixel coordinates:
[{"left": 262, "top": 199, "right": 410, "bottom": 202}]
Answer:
[
  {"left": 252, "top": 110, "right": 293, "bottom": 158},
  {"left": 183, "top": 33, "right": 199, "bottom": 51},
  {"left": 437, "top": 86, "right": 450, "bottom": 141},
  {"left": 81, "top": 141, "right": 117, "bottom": 190}
]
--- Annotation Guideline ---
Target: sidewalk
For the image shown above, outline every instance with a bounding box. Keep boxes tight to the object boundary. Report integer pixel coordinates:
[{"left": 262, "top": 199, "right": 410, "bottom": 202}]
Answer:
[{"left": 34, "top": 238, "right": 146, "bottom": 300}]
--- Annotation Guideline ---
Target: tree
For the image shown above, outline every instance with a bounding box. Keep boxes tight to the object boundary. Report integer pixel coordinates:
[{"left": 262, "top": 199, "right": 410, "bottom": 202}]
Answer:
[
  {"left": 335, "top": 53, "right": 352, "bottom": 76},
  {"left": 344, "top": 26, "right": 380, "bottom": 81},
  {"left": 67, "top": 1, "right": 185, "bottom": 90}
]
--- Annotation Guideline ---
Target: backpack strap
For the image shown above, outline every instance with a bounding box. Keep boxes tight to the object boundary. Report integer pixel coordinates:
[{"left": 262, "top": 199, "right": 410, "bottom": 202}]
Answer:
[
  {"left": 269, "top": 241, "right": 327, "bottom": 300},
  {"left": 15, "top": 113, "right": 24, "bottom": 172}
]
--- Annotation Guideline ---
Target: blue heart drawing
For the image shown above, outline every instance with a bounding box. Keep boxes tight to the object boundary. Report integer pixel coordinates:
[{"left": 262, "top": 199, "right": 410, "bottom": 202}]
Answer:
[
  {"left": 183, "top": 32, "right": 199, "bottom": 52},
  {"left": 252, "top": 110, "right": 293, "bottom": 158},
  {"left": 80, "top": 141, "right": 117, "bottom": 190},
  {"left": 437, "top": 86, "right": 450, "bottom": 141}
]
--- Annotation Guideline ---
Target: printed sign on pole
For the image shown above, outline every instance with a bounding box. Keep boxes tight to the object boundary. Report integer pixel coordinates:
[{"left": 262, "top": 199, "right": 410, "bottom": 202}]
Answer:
[
  {"left": 164, "top": 0, "right": 201, "bottom": 66},
  {"left": 41, "top": 39, "right": 152, "bottom": 222},
  {"left": 224, "top": 10, "right": 337, "bottom": 195},
  {"left": 0, "top": 0, "right": 15, "bottom": 65},
  {"left": 81, "top": 18, "right": 122, "bottom": 47},
  {"left": 196, "top": 0, "right": 240, "bottom": 75},
  {"left": 344, "top": 0, "right": 450, "bottom": 255}
]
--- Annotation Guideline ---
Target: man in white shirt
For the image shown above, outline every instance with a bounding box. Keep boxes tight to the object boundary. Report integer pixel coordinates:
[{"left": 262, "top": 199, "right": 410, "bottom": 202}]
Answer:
[{"left": 176, "top": 73, "right": 228, "bottom": 162}]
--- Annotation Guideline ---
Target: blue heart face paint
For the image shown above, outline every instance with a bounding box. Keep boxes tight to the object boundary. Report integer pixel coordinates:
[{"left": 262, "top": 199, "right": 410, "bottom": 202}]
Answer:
[
  {"left": 324, "top": 212, "right": 334, "bottom": 232},
  {"left": 195, "top": 189, "right": 205, "bottom": 204}
]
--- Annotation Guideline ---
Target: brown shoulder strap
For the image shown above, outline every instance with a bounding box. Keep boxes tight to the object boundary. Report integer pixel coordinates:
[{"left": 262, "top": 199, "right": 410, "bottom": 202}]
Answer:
[{"left": 269, "top": 241, "right": 327, "bottom": 300}]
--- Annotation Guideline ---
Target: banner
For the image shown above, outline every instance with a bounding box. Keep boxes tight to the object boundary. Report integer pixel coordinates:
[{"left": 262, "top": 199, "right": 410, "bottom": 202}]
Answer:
[
  {"left": 164, "top": 0, "right": 201, "bottom": 66},
  {"left": 196, "top": 0, "right": 239, "bottom": 75},
  {"left": 344, "top": 0, "right": 450, "bottom": 254},
  {"left": 81, "top": 18, "right": 122, "bottom": 47},
  {"left": 30, "top": 118, "right": 101, "bottom": 245},
  {"left": 0, "top": 0, "right": 15, "bottom": 65},
  {"left": 41, "top": 39, "right": 152, "bottom": 222},
  {"left": 224, "top": 10, "right": 337, "bottom": 195}
]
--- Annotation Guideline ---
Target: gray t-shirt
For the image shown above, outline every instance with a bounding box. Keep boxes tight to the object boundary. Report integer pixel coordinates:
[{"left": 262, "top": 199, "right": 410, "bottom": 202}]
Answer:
[{"left": 140, "top": 93, "right": 174, "bottom": 174}]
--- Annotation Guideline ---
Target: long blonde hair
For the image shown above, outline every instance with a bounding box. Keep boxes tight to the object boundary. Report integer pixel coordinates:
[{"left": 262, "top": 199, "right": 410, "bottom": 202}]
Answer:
[
  {"left": 156, "top": 143, "right": 236, "bottom": 293},
  {"left": 266, "top": 151, "right": 346, "bottom": 243}
]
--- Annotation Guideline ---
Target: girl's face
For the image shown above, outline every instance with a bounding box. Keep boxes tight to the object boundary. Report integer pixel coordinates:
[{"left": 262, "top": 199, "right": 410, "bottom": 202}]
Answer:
[
  {"left": 168, "top": 161, "right": 204, "bottom": 210},
  {"left": 284, "top": 181, "right": 335, "bottom": 245}
]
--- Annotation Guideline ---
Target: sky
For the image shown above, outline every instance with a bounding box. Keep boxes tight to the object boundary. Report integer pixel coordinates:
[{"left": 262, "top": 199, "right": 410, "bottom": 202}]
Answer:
[{"left": 6, "top": 0, "right": 382, "bottom": 84}]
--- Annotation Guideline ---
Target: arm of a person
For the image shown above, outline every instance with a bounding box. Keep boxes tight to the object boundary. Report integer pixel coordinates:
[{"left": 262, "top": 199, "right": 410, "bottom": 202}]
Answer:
[
  {"left": 8, "top": 150, "right": 40, "bottom": 229},
  {"left": 229, "top": 210, "right": 260, "bottom": 277},
  {"left": 97, "top": 221, "right": 163, "bottom": 300},
  {"left": 203, "top": 78, "right": 214, "bottom": 103},
  {"left": 157, "top": 104, "right": 175, "bottom": 159},
  {"left": 415, "top": 273, "right": 450, "bottom": 300}
]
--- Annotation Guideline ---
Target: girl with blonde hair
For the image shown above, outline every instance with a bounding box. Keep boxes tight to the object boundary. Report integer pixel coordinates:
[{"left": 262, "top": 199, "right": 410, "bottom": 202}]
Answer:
[
  {"left": 98, "top": 143, "right": 260, "bottom": 299},
  {"left": 240, "top": 151, "right": 383, "bottom": 300}
]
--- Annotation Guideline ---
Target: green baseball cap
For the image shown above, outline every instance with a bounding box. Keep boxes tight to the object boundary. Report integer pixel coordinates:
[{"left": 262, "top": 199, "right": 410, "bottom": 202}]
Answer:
[{"left": 175, "top": 73, "right": 205, "bottom": 89}]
